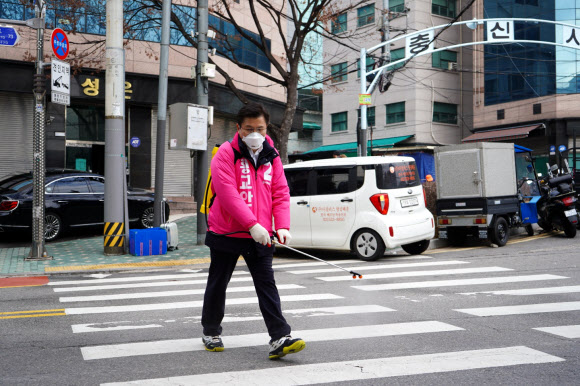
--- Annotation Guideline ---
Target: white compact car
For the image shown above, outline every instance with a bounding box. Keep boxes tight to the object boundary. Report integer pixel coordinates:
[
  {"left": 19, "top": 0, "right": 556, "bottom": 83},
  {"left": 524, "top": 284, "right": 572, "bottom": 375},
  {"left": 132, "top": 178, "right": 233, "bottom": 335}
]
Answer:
[{"left": 283, "top": 156, "right": 435, "bottom": 261}]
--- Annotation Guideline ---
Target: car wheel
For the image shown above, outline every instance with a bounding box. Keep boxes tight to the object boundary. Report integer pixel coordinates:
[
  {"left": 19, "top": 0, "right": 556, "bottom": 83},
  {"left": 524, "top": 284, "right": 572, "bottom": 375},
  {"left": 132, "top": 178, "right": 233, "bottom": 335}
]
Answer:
[
  {"left": 44, "top": 212, "right": 63, "bottom": 241},
  {"left": 351, "top": 229, "right": 385, "bottom": 261},
  {"left": 489, "top": 217, "right": 509, "bottom": 247},
  {"left": 401, "top": 240, "right": 430, "bottom": 255},
  {"left": 140, "top": 206, "right": 155, "bottom": 228}
]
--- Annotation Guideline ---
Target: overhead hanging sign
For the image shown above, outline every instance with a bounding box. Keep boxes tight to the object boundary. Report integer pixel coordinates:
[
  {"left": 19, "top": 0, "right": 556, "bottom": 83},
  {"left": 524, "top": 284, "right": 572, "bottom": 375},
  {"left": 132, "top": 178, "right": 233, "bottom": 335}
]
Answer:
[
  {"left": 486, "top": 20, "right": 514, "bottom": 42},
  {"left": 405, "top": 30, "right": 434, "bottom": 59}
]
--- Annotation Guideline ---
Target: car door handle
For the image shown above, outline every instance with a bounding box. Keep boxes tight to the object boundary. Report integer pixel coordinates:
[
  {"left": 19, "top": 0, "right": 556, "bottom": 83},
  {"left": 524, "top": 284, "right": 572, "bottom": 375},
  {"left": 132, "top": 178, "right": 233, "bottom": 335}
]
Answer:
[
  {"left": 341, "top": 198, "right": 353, "bottom": 202},
  {"left": 297, "top": 200, "right": 308, "bottom": 205}
]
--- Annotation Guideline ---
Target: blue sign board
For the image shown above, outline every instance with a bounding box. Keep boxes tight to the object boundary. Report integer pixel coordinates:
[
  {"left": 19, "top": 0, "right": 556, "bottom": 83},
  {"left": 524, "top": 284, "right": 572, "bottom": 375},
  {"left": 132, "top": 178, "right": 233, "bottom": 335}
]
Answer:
[
  {"left": 0, "top": 27, "right": 19, "bottom": 46},
  {"left": 559, "top": 145, "right": 567, "bottom": 152},
  {"left": 130, "top": 137, "right": 141, "bottom": 148}
]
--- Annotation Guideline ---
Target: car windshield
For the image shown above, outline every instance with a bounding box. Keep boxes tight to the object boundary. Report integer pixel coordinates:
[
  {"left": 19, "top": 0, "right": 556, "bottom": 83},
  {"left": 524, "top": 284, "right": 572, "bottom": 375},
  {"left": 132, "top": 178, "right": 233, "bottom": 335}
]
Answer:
[
  {"left": 376, "top": 161, "right": 421, "bottom": 189},
  {"left": 0, "top": 173, "right": 33, "bottom": 193}
]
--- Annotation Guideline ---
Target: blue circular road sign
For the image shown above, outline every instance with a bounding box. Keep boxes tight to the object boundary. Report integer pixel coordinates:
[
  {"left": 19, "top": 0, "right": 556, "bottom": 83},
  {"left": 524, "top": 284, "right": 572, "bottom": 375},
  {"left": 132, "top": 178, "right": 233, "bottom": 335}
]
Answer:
[
  {"left": 130, "top": 137, "right": 141, "bottom": 148},
  {"left": 558, "top": 145, "right": 567, "bottom": 152}
]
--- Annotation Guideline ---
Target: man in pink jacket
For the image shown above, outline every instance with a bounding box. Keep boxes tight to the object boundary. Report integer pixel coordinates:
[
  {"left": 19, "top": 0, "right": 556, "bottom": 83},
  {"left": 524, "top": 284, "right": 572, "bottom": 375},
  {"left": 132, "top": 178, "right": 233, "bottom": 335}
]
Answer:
[{"left": 201, "top": 102, "right": 306, "bottom": 360}]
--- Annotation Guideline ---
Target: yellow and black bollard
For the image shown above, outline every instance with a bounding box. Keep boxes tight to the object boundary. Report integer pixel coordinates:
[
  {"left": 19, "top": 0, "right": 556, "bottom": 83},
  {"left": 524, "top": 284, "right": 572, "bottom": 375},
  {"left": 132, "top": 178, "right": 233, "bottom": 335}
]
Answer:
[{"left": 104, "top": 222, "right": 125, "bottom": 255}]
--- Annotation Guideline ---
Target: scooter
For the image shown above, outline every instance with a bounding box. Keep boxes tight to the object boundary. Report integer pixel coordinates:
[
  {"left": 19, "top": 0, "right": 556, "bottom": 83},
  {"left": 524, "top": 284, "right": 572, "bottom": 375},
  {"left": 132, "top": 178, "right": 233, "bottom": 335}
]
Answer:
[{"left": 536, "top": 160, "right": 578, "bottom": 238}]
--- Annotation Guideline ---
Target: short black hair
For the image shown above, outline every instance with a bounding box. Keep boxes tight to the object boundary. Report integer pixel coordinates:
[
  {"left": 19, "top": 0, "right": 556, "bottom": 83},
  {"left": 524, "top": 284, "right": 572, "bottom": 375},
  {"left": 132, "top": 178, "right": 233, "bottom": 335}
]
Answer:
[{"left": 237, "top": 102, "right": 270, "bottom": 126}]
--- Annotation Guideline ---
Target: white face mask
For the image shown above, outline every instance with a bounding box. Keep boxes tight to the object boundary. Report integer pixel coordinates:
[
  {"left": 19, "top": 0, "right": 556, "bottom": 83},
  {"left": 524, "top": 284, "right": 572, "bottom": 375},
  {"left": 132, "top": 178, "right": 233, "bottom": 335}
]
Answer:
[{"left": 242, "top": 132, "right": 265, "bottom": 150}]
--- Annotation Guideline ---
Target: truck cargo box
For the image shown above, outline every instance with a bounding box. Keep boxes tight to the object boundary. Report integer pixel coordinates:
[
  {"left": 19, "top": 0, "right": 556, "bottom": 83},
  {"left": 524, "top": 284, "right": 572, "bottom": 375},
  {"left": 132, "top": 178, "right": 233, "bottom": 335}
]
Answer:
[{"left": 435, "top": 142, "right": 517, "bottom": 199}]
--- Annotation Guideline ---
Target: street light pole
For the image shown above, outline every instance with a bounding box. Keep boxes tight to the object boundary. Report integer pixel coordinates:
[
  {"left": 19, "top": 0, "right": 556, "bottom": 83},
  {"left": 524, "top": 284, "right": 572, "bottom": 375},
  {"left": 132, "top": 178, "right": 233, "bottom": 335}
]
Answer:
[{"left": 27, "top": 0, "right": 51, "bottom": 260}]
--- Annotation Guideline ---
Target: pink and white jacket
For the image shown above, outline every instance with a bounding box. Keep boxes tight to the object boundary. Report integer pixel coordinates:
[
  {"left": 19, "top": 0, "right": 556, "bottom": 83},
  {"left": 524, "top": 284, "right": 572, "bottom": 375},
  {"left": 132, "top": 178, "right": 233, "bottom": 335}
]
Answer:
[{"left": 207, "top": 132, "right": 290, "bottom": 238}]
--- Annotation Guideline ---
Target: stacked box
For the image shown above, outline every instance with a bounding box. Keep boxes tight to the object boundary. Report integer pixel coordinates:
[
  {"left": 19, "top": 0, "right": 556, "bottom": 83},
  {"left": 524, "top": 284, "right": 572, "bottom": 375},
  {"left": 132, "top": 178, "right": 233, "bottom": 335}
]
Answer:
[{"left": 129, "top": 228, "right": 168, "bottom": 256}]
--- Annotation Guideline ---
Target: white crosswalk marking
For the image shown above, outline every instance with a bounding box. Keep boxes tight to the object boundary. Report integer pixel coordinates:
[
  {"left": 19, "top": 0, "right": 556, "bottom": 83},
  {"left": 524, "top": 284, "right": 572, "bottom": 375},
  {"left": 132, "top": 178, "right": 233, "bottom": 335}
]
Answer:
[
  {"left": 318, "top": 266, "right": 512, "bottom": 281},
  {"left": 533, "top": 325, "right": 580, "bottom": 339},
  {"left": 288, "top": 260, "right": 468, "bottom": 274},
  {"left": 81, "top": 321, "right": 463, "bottom": 360},
  {"left": 456, "top": 301, "right": 580, "bottom": 316},
  {"left": 458, "top": 285, "right": 580, "bottom": 296},
  {"left": 49, "top": 272, "right": 243, "bottom": 286},
  {"left": 352, "top": 274, "right": 568, "bottom": 291},
  {"left": 65, "top": 293, "right": 343, "bottom": 315},
  {"left": 100, "top": 346, "right": 563, "bottom": 385},
  {"left": 273, "top": 260, "right": 361, "bottom": 268},
  {"left": 59, "top": 284, "right": 304, "bottom": 303}
]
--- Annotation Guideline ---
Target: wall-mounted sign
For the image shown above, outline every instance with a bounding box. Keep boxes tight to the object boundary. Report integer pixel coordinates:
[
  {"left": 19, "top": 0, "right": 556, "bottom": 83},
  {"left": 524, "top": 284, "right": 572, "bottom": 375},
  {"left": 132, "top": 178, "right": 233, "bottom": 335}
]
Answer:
[
  {"left": 559, "top": 145, "right": 567, "bottom": 152},
  {"left": 130, "top": 137, "right": 141, "bottom": 148}
]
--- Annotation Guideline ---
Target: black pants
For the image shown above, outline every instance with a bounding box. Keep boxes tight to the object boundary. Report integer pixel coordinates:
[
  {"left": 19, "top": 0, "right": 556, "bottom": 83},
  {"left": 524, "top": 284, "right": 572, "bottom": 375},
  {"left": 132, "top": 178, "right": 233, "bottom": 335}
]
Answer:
[{"left": 201, "top": 233, "right": 291, "bottom": 340}]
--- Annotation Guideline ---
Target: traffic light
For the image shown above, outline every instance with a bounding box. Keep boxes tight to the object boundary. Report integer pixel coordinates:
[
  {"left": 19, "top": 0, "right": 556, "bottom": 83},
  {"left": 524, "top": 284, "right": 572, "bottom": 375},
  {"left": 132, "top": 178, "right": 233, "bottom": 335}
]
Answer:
[{"left": 33, "top": 73, "right": 46, "bottom": 95}]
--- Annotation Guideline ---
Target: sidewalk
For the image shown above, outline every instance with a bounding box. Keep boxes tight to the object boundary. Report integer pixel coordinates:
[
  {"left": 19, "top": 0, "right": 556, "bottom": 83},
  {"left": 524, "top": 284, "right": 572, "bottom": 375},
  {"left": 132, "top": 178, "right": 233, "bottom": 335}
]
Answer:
[{"left": 0, "top": 215, "right": 211, "bottom": 277}]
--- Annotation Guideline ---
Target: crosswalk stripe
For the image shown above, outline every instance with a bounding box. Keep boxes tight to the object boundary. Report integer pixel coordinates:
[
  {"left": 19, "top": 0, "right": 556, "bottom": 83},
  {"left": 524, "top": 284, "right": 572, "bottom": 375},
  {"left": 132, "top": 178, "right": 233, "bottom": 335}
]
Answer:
[
  {"left": 71, "top": 305, "right": 394, "bottom": 334},
  {"left": 273, "top": 260, "right": 361, "bottom": 268},
  {"left": 52, "top": 276, "right": 254, "bottom": 293},
  {"left": 65, "top": 294, "right": 343, "bottom": 315},
  {"left": 533, "top": 325, "right": 580, "bottom": 339},
  {"left": 82, "top": 320, "right": 463, "bottom": 360},
  {"left": 59, "top": 284, "right": 305, "bottom": 303},
  {"left": 319, "top": 266, "right": 512, "bottom": 282},
  {"left": 48, "top": 272, "right": 245, "bottom": 286},
  {"left": 456, "top": 301, "right": 580, "bottom": 316},
  {"left": 289, "top": 260, "right": 468, "bottom": 274},
  {"left": 352, "top": 274, "right": 568, "bottom": 291},
  {"left": 458, "top": 285, "right": 580, "bottom": 296},
  {"left": 99, "top": 346, "right": 563, "bottom": 385}
]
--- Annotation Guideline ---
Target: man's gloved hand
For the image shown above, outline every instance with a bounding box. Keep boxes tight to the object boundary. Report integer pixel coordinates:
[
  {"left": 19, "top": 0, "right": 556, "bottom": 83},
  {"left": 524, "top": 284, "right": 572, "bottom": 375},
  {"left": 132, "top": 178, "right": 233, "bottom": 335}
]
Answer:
[
  {"left": 276, "top": 229, "right": 292, "bottom": 245},
  {"left": 249, "top": 223, "right": 271, "bottom": 246}
]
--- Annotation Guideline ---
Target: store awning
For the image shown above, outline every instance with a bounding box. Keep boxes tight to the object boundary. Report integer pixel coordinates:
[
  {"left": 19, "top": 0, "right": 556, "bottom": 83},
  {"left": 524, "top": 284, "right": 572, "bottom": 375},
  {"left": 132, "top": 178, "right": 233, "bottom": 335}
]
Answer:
[
  {"left": 303, "top": 122, "right": 321, "bottom": 130},
  {"left": 304, "top": 135, "right": 413, "bottom": 153},
  {"left": 462, "top": 124, "right": 543, "bottom": 143}
]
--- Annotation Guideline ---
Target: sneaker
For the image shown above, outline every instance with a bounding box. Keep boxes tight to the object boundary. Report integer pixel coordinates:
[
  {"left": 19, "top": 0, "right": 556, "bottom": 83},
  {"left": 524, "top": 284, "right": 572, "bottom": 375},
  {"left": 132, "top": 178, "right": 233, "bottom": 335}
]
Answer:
[
  {"left": 202, "top": 335, "right": 224, "bottom": 352},
  {"left": 268, "top": 335, "right": 305, "bottom": 359}
]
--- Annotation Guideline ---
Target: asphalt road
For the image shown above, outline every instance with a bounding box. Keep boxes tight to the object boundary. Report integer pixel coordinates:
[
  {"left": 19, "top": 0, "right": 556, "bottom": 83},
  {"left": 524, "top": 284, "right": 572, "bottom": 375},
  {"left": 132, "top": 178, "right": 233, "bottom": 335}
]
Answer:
[{"left": 1, "top": 232, "right": 579, "bottom": 385}]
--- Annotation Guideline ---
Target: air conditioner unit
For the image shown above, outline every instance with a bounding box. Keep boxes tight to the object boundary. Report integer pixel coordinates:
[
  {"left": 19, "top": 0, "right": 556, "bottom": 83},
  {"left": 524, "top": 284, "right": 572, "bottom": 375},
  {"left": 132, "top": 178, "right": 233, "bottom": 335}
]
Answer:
[{"left": 447, "top": 62, "right": 458, "bottom": 71}]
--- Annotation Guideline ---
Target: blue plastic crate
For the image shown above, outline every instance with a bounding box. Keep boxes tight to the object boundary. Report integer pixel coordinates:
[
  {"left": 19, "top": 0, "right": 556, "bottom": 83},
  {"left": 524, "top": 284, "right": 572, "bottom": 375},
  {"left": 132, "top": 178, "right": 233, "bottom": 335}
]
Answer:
[{"left": 130, "top": 228, "right": 168, "bottom": 256}]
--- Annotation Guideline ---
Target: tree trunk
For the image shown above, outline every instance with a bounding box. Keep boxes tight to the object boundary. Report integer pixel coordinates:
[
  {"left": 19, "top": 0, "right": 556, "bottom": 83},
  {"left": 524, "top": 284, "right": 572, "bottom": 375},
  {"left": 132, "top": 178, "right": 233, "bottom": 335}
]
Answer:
[{"left": 276, "top": 71, "right": 300, "bottom": 164}]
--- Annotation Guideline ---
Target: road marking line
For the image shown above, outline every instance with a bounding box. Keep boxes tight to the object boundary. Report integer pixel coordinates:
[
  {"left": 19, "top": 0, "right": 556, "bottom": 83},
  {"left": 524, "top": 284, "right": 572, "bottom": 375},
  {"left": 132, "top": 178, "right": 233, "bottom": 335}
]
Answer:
[
  {"left": 458, "top": 285, "right": 580, "bottom": 296},
  {"left": 319, "top": 266, "right": 512, "bottom": 282},
  {"left": 73, "top": 323, "right": 164, "bottom": 333},
  {"left": 456, "top": 301, "right": 580, "bottom": 316},
  {"left": 0, "top": 308, "right": 65, "bottom": 315},
  {"left": 289, "top": 260, "right": 468, "bottom": 274},
  {"left": 534, "top": 325, "right": 580, "bottom": 339},
  {"left": 0, "top": 313, "right": 66, "bottom": 320},
  {"left": 82, "top": 321, "right": 462, "bottom": 360},
  {"left": 44, "top": 258, "right": 212, "bottom": 272},
  {"left": 59, "top": 284, "right": 304, "bottom": 302},
  {"left": 273, "top": 260, "right": 361, "bottom": 268},
  {"left": 65, "top": 293, "right": 343, "bottom": 315},
  {"left": 48, "top": 271, "right": 247, "bottom": 286},
  {"left": 100, "top": 346, "right": 563, "bottom": 385},
  {"left": 352, "top": 274, "right": 568, "bottom": 291},
  {"left": 0, "top": 276, "right": 49, "bottom": 288}
]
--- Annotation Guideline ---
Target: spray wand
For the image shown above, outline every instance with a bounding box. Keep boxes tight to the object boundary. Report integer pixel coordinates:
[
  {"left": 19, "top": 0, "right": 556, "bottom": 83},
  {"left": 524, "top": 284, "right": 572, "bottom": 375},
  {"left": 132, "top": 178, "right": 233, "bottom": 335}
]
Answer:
[{"left": 273, "top": 238, "right": 363, "bottom": 279}]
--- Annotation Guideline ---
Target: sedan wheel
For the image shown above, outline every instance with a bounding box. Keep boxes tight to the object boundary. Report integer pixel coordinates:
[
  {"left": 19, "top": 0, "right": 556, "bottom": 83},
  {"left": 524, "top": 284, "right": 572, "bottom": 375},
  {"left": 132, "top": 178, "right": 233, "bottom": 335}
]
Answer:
[
  {"left": 44, "top": 213, "right": 62, "bottom": 241},
  {"left": 140, "top": 207, "right": 154, "bottom": 228},
  {"left": 352, "top": 229, "right": 385, "bottom": 261}
]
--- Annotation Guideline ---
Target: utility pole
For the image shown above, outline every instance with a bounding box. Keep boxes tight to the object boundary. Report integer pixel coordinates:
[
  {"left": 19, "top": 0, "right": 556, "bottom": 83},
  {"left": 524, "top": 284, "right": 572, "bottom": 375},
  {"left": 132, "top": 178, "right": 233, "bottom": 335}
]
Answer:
[
  {"left": 28, "top": 0, "right": 51, "bottom": 260},
  {"left": 103, "top": 0, "right": 126, "bottom": 255},
  {"left": 196, "top": 0, "right": 209, "bottom": 245},
  {"left": 153, "top": 0, "right": 172, "bottom": 227}
]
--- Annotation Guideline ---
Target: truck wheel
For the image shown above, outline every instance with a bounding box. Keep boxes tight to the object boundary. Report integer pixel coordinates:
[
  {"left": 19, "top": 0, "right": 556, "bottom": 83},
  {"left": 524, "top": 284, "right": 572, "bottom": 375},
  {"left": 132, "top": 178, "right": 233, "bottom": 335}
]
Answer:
[
  {"left": 525, "top": 224, "right": 534, "bottom": 236},
  {"left": 401, "top": 240, "right": 430, "bottom": 255},
  {"left": 563, "top": 217, "right": 577, "bottom": 238},
  {"left": 352, "top": 229, "right": 385, "bottom": 261},
  {"left": 490, "top": 217, "right": 509, "bottom": 247}
]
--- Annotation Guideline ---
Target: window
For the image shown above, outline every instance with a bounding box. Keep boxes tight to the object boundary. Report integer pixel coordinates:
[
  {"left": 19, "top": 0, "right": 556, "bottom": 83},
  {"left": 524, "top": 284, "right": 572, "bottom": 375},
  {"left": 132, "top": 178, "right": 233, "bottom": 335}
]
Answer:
[
  {"left": 331, "top": 62, "right": 348, "bottom": 83},
  {"left": 358, "top": 106, "right": 376, "bottom": 126},
  {"left": 66, "top": 106, "right": 105, "bottom": 141},
  {"left": 433, "top": 102, "right": 457, "bottom": 124},
  {"left": 331, "top": 112, "right": 348, "bottom": 132},
  {"left": 432, "top": 0, "right": 455, "bottom": 18},
  {"left": 88, "top": 177, "right": 105, "bottom": 193},
  {"left": 285, "top": 170, "right": 310, "bottom": 197},
  {"left": 376, "top": 162, "right": 420, "bottom": 189},
  {"left": 390, "top": 0, "right": 405, "bottom": 13},
  {"left": 533, "top": 103, "right": 542, "bottom": 114},
  {"left": 51, "top": 178, "right": 91, "bottom": 194},
  {"left": 386, "top": 102, "right": 405, "bottom": 124},
  {"left": 357, "top": 57, "right": 375, "bottom": 78},
  {"left": 432, "top": 50, "right": 457, "bottom": 69},
  {"left": 389, "top": 48, "right": 405, "bottom": 70},
  {"left": 315, "top": 168, "right": 352, "bottom": 195},
  {"left": 497, "top": 109, "right": 505, "bottom": 120},
  {"left": 357, "top": 4, "right": 375, "bottom": 27},
  {"left": 332, "top": 12, "right": 347, "bottom": 34}
]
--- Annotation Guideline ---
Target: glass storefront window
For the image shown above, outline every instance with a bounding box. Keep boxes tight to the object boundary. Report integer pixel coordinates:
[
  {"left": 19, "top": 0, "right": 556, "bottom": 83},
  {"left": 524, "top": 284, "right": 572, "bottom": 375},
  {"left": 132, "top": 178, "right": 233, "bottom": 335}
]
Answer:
[{"left": 66, "top": 106, "right": 105, "bottom": 141}]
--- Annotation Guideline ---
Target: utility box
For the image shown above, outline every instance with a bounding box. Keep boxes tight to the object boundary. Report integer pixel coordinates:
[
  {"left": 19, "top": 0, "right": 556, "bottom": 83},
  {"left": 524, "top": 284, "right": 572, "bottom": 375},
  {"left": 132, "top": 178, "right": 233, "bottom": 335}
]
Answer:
[
  {"left": 435, "top": 142, "right": 517, "bottom": 199},
  {"left": 168, "top": 103, "right": 209, "bottom": 151}
]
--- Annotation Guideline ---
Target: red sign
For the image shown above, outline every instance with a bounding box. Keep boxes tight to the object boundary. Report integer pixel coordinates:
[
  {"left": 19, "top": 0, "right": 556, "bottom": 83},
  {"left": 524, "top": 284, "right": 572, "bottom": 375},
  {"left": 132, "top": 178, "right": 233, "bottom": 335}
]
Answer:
[{"left": 51, "top": 28, "right": 69, "bottom": 60}]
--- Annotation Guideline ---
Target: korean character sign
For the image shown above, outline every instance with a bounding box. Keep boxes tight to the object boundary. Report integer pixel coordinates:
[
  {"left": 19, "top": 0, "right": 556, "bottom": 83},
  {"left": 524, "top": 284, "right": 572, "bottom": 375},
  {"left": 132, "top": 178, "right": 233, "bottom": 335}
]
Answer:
[
  {"left": 405, "top": 30, "right": 434, "bottom": 60},
  {"left": 562, "top": 26, "right": 580, "bottom": 49},
  {"left": 486, "top": 20, "right": 514, "bottom": 43}
]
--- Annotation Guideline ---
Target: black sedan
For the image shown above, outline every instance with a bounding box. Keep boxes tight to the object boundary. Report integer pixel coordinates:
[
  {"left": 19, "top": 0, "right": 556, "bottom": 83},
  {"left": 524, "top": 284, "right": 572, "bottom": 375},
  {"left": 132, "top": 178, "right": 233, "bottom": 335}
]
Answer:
[{"left": 0, "top": 170, "right": 169, "bottom": 241}]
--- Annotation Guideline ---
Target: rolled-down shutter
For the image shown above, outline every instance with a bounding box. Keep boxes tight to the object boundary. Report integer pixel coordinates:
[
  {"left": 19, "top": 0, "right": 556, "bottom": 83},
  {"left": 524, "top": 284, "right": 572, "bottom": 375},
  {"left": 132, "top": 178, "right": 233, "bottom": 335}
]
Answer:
[
  {"left": 151, "top": 107, "right": 192, "bottom": 196},
  {"left": 0, "top": 92, "right": 34, "bottom": 179}
]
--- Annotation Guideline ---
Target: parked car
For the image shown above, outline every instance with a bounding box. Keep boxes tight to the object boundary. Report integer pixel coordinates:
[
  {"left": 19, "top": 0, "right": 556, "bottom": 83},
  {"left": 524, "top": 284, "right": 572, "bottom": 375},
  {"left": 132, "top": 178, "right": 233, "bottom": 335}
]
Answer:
[
  {"left": 283, "top": 156, "right": 435, "bottom": 261},
  {"left": 0, "top": 169, "right": 169, "bottom": 241}
]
